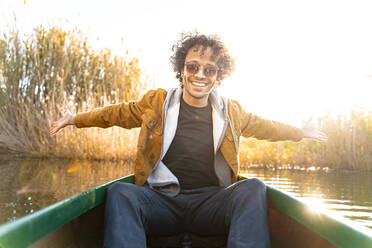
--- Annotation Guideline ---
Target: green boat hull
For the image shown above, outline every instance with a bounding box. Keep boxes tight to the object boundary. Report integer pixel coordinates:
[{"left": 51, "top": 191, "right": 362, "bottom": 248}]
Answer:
[{"left": 0, "top": 174, "right": 371, "bottom": 248}]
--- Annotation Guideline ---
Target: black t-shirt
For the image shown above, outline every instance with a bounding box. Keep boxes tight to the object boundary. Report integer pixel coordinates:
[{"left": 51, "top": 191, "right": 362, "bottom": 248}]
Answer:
[{"left": 162, "top": 97, "right": 219, "bottom": 189}]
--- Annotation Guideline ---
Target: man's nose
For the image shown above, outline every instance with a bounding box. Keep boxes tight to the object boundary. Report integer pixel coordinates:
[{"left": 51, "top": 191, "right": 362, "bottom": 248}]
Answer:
[{"left": 195, "top": 67, "right": 205, "bottom": 78}]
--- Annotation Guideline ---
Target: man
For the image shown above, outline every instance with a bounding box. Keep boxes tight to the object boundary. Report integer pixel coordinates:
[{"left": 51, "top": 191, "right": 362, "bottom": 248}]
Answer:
[{"left": 50, "top": 33, "right": 327, "bottom": 248}]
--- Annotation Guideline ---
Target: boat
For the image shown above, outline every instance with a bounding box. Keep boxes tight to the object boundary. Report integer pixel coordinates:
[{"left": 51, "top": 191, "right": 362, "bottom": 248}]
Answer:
[{"left": 0, "top": 174, "right": 371, "bottom": 248}]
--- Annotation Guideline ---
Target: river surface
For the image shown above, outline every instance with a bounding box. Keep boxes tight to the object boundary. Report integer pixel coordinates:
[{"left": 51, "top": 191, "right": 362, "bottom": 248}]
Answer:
[
  {"left": 1, "top": 158, "right": 372, "bottom": 234},
  {"left": 0, "top": 157, "right": 132, "bottom": 224},
  {"left": 241, "top": 168, "right": 372, "bottom": 231}
]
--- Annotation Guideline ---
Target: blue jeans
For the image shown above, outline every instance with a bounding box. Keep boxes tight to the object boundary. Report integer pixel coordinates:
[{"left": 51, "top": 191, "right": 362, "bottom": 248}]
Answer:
[{"left": 104, "top": 179, "right": 270, "bottom": 248}]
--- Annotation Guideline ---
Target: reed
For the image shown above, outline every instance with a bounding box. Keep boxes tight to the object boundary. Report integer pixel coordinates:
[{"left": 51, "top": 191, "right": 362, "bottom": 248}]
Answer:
[
  {"left": 239, "top": 110, "right": 372, "bottom": 171},
  {"left": 0, "top": 25, "right": 147, "bottom": 160},
  {"left": 1, "top": 25, "right": 371, "bottom": 170}
]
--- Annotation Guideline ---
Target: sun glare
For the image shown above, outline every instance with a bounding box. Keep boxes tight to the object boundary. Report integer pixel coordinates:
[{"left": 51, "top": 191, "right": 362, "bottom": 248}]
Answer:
[{"left": 303, "top": 197, "right": 326, "bottom": 214}]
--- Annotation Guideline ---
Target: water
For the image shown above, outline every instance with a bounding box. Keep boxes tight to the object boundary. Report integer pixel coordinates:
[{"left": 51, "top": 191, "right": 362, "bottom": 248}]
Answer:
[
  {"left": 1, "top": 158, "right": 372, "bottom": 232},
  {"left": 0, "top": 157, "right": 132, "bottom": 224},
  {"left": 241, "top": 168, "right": 372, "bottom": 230}
]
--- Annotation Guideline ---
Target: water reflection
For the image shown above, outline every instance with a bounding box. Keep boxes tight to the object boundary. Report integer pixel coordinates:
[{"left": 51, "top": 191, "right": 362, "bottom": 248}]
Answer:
[
  {"left": 1, "top": 158, "right": 372, "bottom": 232},
  {"left": 241, "top": 168, "right": 372, "bottom": 230},
  {"left": 0, "top": 157, "right": 133, "bottom": 224}
]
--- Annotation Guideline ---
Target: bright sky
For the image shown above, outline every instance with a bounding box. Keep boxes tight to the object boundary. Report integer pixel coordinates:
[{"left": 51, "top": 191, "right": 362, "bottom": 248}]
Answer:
[{"left": 1, "top": 0, "right": 372, "bottom": 126}]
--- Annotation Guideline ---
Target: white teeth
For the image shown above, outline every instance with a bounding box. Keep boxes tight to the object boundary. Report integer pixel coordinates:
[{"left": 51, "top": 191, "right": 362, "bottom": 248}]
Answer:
[{"left": 191, "top": 82, "right": 206, "bottom": 87}]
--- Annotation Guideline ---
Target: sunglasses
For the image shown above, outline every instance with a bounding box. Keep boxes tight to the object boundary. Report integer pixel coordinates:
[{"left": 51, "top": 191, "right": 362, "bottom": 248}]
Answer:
[{"left": 185, "top": 63, "right": 219, "bottom": 78}]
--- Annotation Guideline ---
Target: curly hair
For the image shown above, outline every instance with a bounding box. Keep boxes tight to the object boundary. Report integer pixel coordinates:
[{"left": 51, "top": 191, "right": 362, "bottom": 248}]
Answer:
[{"left": 170, "top": 32, "right": 235, "bottom": 86}]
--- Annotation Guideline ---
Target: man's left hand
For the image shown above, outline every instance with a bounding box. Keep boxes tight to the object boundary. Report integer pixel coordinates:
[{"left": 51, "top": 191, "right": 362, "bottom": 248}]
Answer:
[{"left": 301, "top": 120, "right": 328, "bottom": 142}]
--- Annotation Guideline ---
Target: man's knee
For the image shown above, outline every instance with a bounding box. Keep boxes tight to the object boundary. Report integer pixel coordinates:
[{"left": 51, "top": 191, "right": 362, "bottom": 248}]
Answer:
[
  {"left": 107, "top": 182, "right": 139, "bottom": 200},
  {"left": 232, "top": 178, "right": 267, "bottom": 200},
  {"left": 241, "top": 178, "right": 266, "bottom": 192}
]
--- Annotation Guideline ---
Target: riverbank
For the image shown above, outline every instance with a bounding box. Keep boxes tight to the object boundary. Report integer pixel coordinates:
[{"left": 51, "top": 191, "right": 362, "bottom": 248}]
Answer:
[
  {"left": 2, "top": 151, "right": 371, "bottom": 174},
  {"left": 0, "top": 25, "right": 147, "bottom": 161},
  {"left": 2, "top": 26, "right": 372, "bottom": 171},
  {"left": 240, "top": 164, "right": 370, "bottom": 174}
]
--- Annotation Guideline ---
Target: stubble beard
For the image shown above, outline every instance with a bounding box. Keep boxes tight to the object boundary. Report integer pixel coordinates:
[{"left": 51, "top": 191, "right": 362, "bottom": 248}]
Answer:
[
  {"left": 184, "top": 85, "right": 210, "bottom": 100},
  {"left": 183, "top": 76, "right": 215, "bottom": 101}
]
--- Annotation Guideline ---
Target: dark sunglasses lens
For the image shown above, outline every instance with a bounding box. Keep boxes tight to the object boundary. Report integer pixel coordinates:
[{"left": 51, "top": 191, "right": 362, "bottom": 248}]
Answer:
[
  {"left": 186, "top": 64, "right": 199, "bottom": 74},
  {"left": 204, "top": 67, "right": 217, "bottom": 77}
]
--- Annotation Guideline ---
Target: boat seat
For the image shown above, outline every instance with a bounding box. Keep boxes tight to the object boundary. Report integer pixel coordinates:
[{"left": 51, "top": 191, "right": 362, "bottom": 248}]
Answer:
[{"left": 147, "top": 233, "right": 227, "bottom": 248}]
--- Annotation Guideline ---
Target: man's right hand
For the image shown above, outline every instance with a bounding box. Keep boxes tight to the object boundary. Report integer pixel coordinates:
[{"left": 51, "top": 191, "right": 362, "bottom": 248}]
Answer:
[{"left": 49, "top": 110, "right": 76, "bottom": 136}]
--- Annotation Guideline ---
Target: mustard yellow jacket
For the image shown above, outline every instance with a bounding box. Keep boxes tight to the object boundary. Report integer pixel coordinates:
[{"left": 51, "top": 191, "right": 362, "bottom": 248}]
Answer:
[{"left": 75, "top": 88, "right": 303, "bottom": 194}]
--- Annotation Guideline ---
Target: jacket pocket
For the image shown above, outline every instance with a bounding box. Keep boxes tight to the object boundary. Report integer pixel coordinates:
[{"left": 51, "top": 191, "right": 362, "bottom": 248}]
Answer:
[
  {"left": 137, "top": 111, "right": 162, "bottom": 150},
  {"left": 225, "top": 129, "right": 234, "bottom": 142},
  {"left": 143, "top": 111, "right": 162, "bottom": 135},
  {"left": 224, "top": 127, "right": 240, "bottom": 153}
]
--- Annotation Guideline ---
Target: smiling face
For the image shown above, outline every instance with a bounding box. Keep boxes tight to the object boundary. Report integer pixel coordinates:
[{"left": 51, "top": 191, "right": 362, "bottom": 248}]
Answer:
[{"left": 181, "top": 46, "right": 219, "bottom": 107}]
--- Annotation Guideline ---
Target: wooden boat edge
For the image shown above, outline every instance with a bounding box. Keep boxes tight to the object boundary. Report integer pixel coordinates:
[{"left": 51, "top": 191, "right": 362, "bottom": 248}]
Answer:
[
  {"left": 267, "top": 186, "right": 372, "bottom": 247},
  {"left": 0, "top": 175, "right": 135, "bottom": 248},
  {"left": 0, "top": 174, "right": 371, "bottom": 248}
]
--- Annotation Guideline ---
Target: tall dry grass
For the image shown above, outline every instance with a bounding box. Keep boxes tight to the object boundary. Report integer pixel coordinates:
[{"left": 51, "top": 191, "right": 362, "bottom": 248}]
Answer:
[
  {"left": 0, "top": 25, "right": 147, "bottom": 160},
  {"left": 239, "top": 110, "right": 372, "bottom": 171},
  {"left": 2, "top": 26, "right": 372, "bottom": 170}
]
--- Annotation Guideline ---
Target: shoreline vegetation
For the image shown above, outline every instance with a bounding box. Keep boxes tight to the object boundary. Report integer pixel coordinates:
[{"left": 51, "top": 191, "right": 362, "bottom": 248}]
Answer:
[
  {"left": 238, "top": 110, "right": 372, "bottom": 171},
  {"left": 0, "top": 25, "right": 145, "bottom": 162},
  {"left": 1, "top": 26, "right": 372, "bottom": 171}
]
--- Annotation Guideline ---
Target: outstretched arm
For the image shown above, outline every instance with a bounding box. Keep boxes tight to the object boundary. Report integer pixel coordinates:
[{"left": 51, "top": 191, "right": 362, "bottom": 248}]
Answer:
[
  {"left": 49, "top": 89, "right": 167, "bottom": 136},
  {"left": 229, "top": 99, "right": 328, "bottom": 143},
  {"left": 49, "top": 110, "right": 76, "bottom": 136}
]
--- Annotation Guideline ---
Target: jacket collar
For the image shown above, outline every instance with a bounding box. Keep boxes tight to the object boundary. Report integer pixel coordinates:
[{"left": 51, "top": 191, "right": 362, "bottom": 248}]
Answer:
[
  {"left": 163, "top": 87, "right": 227, "bottom": 155},
  {"left": 209, "top": 89, "right": 226, "bottom": 120}
]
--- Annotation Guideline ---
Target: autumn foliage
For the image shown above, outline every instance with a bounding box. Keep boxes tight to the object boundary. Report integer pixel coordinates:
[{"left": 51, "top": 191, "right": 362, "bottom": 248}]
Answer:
[
  {"left": 1, "top": 26, "right": 371, "bottom": 171},
  {"left": 0, "top": 26, "right": 146, "bottom": 160},
  {"left": 239, "top": 111, "right": 372, "bottom": 171}
]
